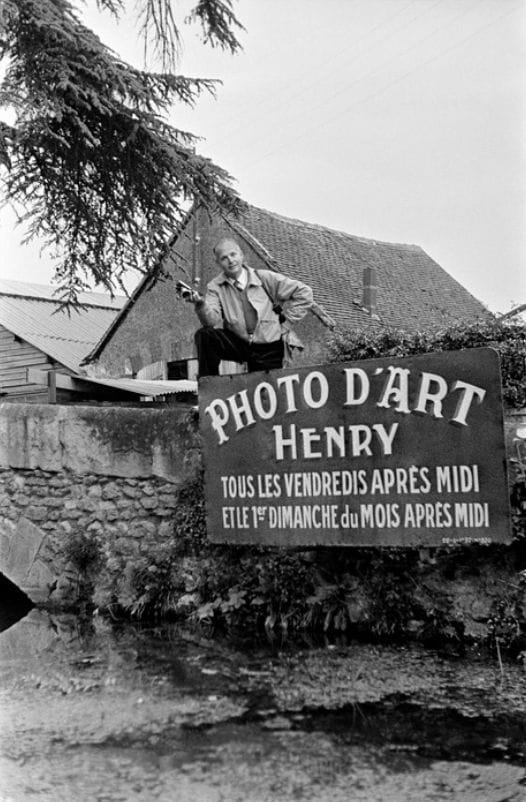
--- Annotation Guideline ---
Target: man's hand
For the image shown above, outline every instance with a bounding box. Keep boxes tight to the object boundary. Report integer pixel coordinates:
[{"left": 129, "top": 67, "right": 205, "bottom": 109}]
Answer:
[{"left": 175, "top": 280, "right": 203, "bottom": 304}]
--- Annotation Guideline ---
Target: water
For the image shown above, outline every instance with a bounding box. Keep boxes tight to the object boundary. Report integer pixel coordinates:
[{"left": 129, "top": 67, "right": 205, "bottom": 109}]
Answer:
[{"left": 0, "top": 603, "right": 525, "bottom": 801}]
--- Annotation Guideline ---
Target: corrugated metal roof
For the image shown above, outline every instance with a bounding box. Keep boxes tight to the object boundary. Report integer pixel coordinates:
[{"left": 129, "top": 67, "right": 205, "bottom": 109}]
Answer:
[
  {"left": 78, "top": 376, "right": 197, "bottom": 396},
  {"left": 0, "top": 293, "right": 122, "bottom": 372},
  {"left": 0, "top": 279, "right": 126, "bottom": 309}
]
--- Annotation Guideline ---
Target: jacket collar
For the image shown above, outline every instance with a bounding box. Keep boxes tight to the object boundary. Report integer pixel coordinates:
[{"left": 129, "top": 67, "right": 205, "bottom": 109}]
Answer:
[{"left": 217, "top": 264, "right": 262, "bottom": 287}]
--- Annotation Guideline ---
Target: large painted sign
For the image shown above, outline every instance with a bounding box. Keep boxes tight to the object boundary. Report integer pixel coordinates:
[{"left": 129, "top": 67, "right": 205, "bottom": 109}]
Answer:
[{"left": 199, "top": 348, "right": 511, "bottom": 546}]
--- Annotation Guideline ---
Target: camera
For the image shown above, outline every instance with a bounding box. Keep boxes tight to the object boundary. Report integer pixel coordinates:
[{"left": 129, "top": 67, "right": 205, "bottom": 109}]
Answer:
[{"left": 175, "top": 280, "right": 194, "bottom": 299}]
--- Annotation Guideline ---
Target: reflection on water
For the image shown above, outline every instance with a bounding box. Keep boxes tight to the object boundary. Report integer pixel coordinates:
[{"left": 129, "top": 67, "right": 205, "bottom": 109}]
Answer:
[{"left": 0, "top": 601, "right": 525, "bottom": 801}]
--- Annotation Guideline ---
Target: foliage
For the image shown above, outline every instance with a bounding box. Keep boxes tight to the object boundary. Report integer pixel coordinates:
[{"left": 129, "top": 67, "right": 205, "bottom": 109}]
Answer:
[
  {"left": 0, "top": 0, "right": 244, "bottom": 301},
  {"left": 93, "top": 474, "right": 525, "bottom": 654},
  {"left": 93, "top": 321, "right": 526, "bottom": 651},
  {"left": 327, "top": 319, "right": 526, "bottom": 408},
  {"left": 64, "top": 530, "right": 103, "bottom": 573},
  {"left": 328, "top": 317, "right": 526, "bottom": 545},
  {"left": 63, "top": 529, "right": 104, "bottom": 604},
  {"left": 509, "top": 433, "right": 526, "bottom": 539}
]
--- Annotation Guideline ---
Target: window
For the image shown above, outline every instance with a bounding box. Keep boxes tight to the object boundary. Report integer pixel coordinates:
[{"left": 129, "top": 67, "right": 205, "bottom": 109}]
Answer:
[{"left": 167, "top": 360, "right": 189, "bottom": 380}]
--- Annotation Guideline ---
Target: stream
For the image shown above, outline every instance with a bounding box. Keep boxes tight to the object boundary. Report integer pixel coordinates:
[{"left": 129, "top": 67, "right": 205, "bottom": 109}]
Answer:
[{"left": 1, "top": 598, "right": 525, "bottom": 801}]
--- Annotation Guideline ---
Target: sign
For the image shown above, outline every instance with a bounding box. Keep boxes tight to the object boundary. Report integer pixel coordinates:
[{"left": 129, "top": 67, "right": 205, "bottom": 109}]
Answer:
[{"left": 199, "top": 348, "right": 511, "bottom": 546}]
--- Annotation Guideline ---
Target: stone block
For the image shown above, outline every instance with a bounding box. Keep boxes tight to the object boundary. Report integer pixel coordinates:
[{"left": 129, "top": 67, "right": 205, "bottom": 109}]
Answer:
[
  {"left": 140, "top": 498, "right": 158, "bottom": 510},
  {"left": 115, "top": 498, "right": 133, "bottom": 509},
  {"left": 62, "top": 509, "right": 83, "bottom": 520},
  {"left": 13, "top": 494, "right": 30, "bottom": 506},
  {"left": 26, "top": 505, "right": 48, "bottom": 521},
  {"left": 102, "top": 482, "right": 121, "bottom": 500},
  {"left": 159, "top": 495, "right": 177, "bottom": 507},
  {"left": 98, "top": 500, "right": 117, "bottom": 513},
  {"left": 141, "top": 521, "right": 156, "bottom": 536},
  {"left": 12, "top": 475, "right": 26, "bottom": 491},
  {"left": 0, "top": 516, "right": 57, "bottom": 600},
  {"left": 158, "top": 522, "right": 173, "bottom": 538},
  {"left": 46, "top": 498, "right": 66, "bottom": 508},
  {"left": 48, "top": 477, "right": 67, "bottom": 488},
  {"left": 122, "top": 486, "right": 141, "bottom": 498},
  {"left": 79, "top": 498, "right": 99, "bottom": 513},
  {"left": 0, "top": 404, "right": 196, "bottom": 482}
]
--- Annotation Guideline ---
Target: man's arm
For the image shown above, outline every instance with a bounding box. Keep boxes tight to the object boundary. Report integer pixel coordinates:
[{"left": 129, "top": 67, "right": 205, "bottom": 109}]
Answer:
[
  {"left": 260, "top": 270, "right": 313, "bottom": 327},
  {"left": 190, "top": 283, "right": 223, "bottom": 328}
]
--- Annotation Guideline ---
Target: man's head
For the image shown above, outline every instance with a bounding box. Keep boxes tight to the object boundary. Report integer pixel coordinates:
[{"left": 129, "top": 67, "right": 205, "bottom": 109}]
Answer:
[{"left": 213, "top": 238, "right": 244, "bottom": 279}]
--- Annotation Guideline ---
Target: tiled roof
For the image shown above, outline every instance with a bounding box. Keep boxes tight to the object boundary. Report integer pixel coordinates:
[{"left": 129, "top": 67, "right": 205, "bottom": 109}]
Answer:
[
  {"left": 227, "top": 205, "right": 491, "bottom": 330},
  {"left": 0, "top": 283, "right": 126, "bottom": 371}
]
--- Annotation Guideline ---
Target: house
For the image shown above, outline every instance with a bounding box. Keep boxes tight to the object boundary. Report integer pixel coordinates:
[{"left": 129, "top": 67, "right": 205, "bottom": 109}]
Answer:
[
  {"left": 84, "top": 203, "right": 492, "bottom": 380},
  {"left": 0, "top": 279, "right": 126, "bottom": 402}
]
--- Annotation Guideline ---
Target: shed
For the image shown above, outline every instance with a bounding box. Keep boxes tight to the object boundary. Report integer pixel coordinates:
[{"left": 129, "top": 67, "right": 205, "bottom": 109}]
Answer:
[{"left": 0, "top": 279, "right": 125, "bottom": 402}]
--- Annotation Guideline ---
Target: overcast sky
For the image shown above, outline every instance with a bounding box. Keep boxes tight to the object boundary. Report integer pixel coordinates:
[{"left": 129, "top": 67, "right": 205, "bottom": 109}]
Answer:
[{"left": 2, "top": 0, "right": 525, "bottom": 314}]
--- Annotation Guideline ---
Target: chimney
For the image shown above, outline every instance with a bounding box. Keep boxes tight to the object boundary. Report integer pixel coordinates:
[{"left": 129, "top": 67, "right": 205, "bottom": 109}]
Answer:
[{"left": 362, "top": 266, "right": 377, "bottom": 315}]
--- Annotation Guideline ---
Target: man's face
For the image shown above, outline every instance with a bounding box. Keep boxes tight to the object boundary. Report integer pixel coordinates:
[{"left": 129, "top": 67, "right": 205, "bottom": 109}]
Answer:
[{"left": 215, "top": 241, "right": 243, "bottom": 279}]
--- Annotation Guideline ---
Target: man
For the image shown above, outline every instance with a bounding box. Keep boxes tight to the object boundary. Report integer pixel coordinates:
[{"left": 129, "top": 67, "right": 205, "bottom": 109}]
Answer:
[{"left": 183, "top": 237, "right": 313, "bottom": 376}]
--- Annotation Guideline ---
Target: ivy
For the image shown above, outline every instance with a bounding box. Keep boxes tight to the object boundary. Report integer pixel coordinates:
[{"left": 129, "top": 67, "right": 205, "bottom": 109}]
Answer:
[
  {"left": 92, "top": 320, "right": 526, "bottom": 651},
  {"left": 328, "top": 319, "right": 526, "bottom": 409}
]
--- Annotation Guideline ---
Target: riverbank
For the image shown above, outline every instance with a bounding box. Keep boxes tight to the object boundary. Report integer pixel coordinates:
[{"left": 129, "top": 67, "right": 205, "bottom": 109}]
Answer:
[
  {"left": 60, "top": 467, "right": 523, "bottom": 658},
  {"left": 1, "top": 609, "right": 525, "bottom": 801}
]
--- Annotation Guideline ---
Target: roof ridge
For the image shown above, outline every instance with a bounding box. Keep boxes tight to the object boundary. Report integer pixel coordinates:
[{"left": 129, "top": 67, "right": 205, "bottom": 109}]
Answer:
[
  {"left": 26, "top": 333, "right": 97, "bottom": 344},
  {"left": 0, "top": 290, "right": 123, "bottom": 310},
  {"left": 245, "top": 203, "right": 423, "bottom": 251},
  {"left": 0, "top": 279, "right": 125, "bottom": 309}
]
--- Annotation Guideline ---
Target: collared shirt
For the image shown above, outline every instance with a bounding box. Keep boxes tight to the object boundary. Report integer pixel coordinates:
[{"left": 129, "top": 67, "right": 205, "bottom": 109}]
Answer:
[
  {"left": 195, "top": 265, "right": 313, "bottom": 345},
  {"left": 227, "top": 268, "right": 248, "bottom": 291}
]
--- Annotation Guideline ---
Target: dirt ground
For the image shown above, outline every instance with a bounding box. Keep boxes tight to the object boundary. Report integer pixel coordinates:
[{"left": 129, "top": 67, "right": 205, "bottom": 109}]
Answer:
[{"left": 1, "top": 609, "right": 525, "bottom": 801}]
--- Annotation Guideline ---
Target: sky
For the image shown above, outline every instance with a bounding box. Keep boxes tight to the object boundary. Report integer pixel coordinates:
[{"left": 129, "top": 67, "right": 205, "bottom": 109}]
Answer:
[{"left": 1, "top": 0, "right": 525, "bottom": 314}]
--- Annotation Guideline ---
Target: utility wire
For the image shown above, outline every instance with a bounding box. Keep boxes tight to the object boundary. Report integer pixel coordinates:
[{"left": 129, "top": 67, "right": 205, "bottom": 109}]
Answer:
[
  {"left": 238, "top": 0, "right": 521, "bottom": 172},
  {"left": 231, "top": 0, "right": 484, "bottom": 165},
  {"left": 210, "top": 0, "right": 436, "bottom": 145}
]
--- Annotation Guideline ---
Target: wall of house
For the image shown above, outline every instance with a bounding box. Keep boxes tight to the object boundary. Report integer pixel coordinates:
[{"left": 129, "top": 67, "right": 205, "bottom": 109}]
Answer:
[
  {"left": 0, "top": 403, "right": 200, "bottom": 603},
  {"left": 87, "top": 220, "right": 199, "bottom": 377},
  {"left": 0, "top": 325, "right": 59, "bottom": 403},
  {"left": 90, "top": 209, "right": 333, "bottom": 378}
]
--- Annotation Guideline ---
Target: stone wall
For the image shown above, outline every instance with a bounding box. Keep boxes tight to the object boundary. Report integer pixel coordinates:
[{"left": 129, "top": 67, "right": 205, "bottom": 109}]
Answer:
[
  {"left": 1, "top": 401, "right": 525, "bottom": 647},
  {"left": 0, "top": 403, "right": 200, "bottom": 603}
]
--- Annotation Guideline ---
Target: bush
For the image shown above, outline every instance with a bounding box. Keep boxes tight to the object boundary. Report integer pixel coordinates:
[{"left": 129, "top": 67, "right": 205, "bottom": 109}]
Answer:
[
  {"left": 95, "top": 320, "right": 526, "bottom": 650},
  {"left": 327, "top": 319, "right": 526, "bottom": 408}
]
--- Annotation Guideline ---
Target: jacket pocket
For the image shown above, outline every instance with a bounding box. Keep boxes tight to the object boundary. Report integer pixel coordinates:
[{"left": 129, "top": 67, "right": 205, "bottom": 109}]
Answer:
[{"left": 257, "top": 318, "right": 283, "bottom": 342}]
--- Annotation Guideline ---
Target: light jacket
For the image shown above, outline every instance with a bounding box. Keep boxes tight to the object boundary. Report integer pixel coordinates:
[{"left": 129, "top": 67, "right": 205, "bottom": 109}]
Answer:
[{"left": 195, "top": 266, "right": 313, "bottom": 351}]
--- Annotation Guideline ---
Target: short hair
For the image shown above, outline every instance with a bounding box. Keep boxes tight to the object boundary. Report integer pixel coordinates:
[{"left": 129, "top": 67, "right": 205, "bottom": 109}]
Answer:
[{"left": 212, "top": 237, "right": 242, "bottom": 256}]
